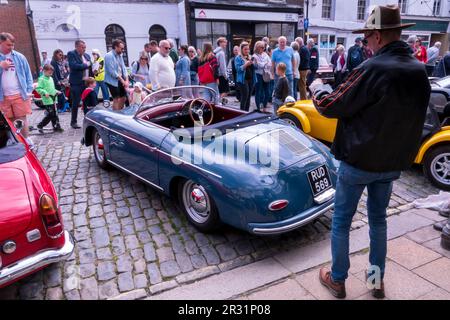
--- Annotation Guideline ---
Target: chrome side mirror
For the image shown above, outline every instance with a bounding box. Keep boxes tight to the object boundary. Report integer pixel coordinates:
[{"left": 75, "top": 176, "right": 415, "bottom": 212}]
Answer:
[{"left": 13, "top": 119, "right": 24, "bottom": 133}]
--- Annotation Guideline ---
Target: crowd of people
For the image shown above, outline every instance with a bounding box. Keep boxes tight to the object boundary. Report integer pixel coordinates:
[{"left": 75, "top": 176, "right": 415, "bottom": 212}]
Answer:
[{"left": 1, "top": 28, "right": 449, "bottom": 137}]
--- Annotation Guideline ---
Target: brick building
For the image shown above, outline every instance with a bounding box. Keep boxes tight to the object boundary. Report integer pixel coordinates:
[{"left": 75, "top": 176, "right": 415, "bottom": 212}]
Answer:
[{"left": 0, "top": 0, "right": 40, "bottom": 77}]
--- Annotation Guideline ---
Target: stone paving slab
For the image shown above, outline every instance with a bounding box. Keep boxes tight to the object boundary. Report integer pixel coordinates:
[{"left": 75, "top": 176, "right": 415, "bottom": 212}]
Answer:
[
  {"left": 414, "top": 258, "right": 450, "bottom": 292},
  {"left": 406, "top": 226, "right": 442, "bottom": 244},
  {"left": 296, "top": 266, "right": 368, "bottom": 300},
  {"left": 387, "top": 237, "right": 442, "bottom": 270},
  {"left": 246, "top": 279, "right": 316, "bottom": 300},
  {"left": 147, "top": 258, "right": 291, "bottom": 300},
  {"left": 354, "top": 260, "right": 437, "bottom": 300}
]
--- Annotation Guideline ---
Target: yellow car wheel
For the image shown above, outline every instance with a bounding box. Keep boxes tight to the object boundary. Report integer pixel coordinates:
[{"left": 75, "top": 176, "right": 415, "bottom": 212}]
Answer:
[
  {"left": 423, "top": 145, "right": 450, "bottom": 191},
  {"left": 280, "top": 113, "right": 303, "bottom": 131}
]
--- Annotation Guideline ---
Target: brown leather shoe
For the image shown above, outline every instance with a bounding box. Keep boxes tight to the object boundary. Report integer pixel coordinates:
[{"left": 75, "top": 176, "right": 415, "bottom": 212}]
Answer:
[
  {"left": 319, "top": 268, "right": 346, "bottom": 299},
  {"left": 365, "top": 271, "right": 385, "bottom": 299}
]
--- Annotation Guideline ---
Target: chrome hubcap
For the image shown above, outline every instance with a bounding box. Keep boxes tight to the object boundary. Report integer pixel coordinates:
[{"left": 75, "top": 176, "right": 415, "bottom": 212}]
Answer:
[
  {"left": 431, "top": 153, "right": 450, "bottom": 185},
  {"left": 94, "top": 132, "right": 105, "bottom": 163},
  {"left": 283, "top": 118, "right": 298, "bottom": 128},
  {"left": 182, "top": 181, "right": 211, "bottom": 224}
]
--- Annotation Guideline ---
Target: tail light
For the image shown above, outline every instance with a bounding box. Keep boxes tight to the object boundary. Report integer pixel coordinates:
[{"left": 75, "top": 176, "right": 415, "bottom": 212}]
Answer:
[
  {"left": 39, "top": 193, "right": 63, "bottom": 238},
  {"left": 268, "top": 200, "right": 289, "bottom": 211}
]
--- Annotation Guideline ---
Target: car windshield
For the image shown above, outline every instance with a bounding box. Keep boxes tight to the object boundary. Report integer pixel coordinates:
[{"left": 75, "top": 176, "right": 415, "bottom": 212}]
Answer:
[
  {"left": 137, "top": 86, "right": 217, "bottom": 113},
  {"left": 433, "top": 76, "right": 450, "bottom": 89}
]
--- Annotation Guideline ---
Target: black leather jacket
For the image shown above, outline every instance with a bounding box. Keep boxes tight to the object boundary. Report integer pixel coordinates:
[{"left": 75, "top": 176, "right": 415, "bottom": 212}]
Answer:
[{"left": 313, "top": 41, "right": 431, "bottom": 172}]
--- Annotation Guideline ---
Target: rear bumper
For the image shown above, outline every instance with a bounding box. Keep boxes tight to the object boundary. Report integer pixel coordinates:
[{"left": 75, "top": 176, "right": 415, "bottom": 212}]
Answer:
[
  {"left": 0, "top": 231, "right": 74, "bottom": 287},
  {"left": 249, "top": 200, "right": 334, "bottom": 235}
]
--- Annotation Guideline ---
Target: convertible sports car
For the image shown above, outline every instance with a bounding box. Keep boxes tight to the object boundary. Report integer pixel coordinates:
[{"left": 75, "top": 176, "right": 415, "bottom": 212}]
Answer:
[
  {"left": 277, "top": 90, "right": 450, "bottom": 190},
  {"left": 0, "top": 113, "right": 74, "bottom": 288},
  {"left": 81, "top": 86, "right": 339, "bottom": 234}
]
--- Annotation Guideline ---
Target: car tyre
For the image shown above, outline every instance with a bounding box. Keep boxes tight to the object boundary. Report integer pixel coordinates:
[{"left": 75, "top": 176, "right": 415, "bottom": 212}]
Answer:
[
  {"left": 423, "top": 145, "right": 450, "bottom": 191},
  {"left": 178, "top": 179, "right": 222, "bottom": 233},
  {"left": 92, "top": 129, "right": 111, "bottom": 170},
  {"left": 280, "top": 113, "right": 303, "bottom": 131}
]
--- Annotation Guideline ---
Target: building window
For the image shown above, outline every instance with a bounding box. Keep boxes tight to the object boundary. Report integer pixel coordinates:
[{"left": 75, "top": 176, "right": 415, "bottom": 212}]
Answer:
[
  {"left": 105, "top": 24, "right": 129, "bottom": 66},
  {"left": 357, "top": 0, "right": 367, "bottom": 21},
  {"left": 322, "top": 0, "right": 333, "bottom": 19},
  {"left": 398, "top": 0, "right": 407, "bottom": 14},
  {"left": 433, "top": 0, "right": 442, "bottom": 16},
  {"left": 149, "top": 25, "right": 167, "bottom": 44},
  {"left": 255, "top": 23, "right": 295, "bottom": 48},
  {"left": 195, "top": 21, "right": 228, "bottom": 52},
  {"left": 318, "top": 34, "right": 336, "bottom": 62}
]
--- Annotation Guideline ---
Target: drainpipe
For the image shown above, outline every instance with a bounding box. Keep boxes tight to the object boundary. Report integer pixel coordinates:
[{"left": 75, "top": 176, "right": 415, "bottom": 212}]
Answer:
[{"left": 26, "top": 0, "right": 39, "bottom": 78}]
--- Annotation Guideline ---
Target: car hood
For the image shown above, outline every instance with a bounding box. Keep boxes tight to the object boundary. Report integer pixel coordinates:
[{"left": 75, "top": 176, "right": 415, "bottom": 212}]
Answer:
[
  {"left": 0, "top": 167, "right": 33, "bottom": 240},
  {"left": 169, "top": 120, "right": 320, "bottom": 173}
]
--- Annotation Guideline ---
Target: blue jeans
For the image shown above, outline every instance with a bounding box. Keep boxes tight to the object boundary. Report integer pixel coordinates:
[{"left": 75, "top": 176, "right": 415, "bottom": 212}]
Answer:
[
  {"left": 190, "top": 72, "right": 199, "bottom": 85},
  {"left": 94, "top": 81, "right": 110, "bottom": 102},
  {"left": 202, "top": 82, "right": 219, "bottom": 104},
  {"left": 255, "top": 74, "right": 270, "bottom": 110},
  {"left": 293, "top": 78, "right": 299, "bottom": 100},
  {"left": 331, "top": 161, "right": 401, "bottom": 283}
]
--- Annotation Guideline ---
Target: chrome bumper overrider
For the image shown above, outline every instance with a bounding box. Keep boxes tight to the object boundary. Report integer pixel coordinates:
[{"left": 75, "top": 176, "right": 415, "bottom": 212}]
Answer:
[
  {"left": 252, "top": 202, "right": 334, "bottom": 235},
  {"left": 0, "top": 231, "right": 74, "bottom": 286}
]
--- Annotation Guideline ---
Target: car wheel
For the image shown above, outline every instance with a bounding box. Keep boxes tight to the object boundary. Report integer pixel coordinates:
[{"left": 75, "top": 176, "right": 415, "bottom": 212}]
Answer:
[
  {"left": 178, "top": 179, "right": 221, "bottom": 232},
  {"left": 423, "top": 145, "right": 450, "bottom": 191},
  {"left": 280, "top": 113, "right": 303, "bottom": 131},
  {"left": 92, "top": 129, "right": 111, "bottom": 170}
]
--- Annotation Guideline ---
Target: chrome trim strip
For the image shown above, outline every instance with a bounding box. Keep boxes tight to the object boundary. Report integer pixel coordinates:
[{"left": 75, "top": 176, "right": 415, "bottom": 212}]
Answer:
[
  {"left": 314, "top": 188, "right": 336, "bottom": 205},
  {"left": 107, "top": 159, "right": 164, "bottom": 191},
  {"left": 252, "top": 202, "right": 334, "bottom": 235},
  {"left": 86, "top": 118, "right": 148, "bottom": 148},
  {"left": 158, "top": 149, "right": 222, "bottom": 179},
  {"left": 87, "top": 118, "right": 223, "bottom": 179},
  {"left": 0, "top": 231, "right": 74, "bottom": 286}
]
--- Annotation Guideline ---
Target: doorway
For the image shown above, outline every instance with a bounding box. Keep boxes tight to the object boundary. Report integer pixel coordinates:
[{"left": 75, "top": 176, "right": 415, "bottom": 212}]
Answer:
[{"left": 230, "top": 22, "right": 254, "bottom": 51}]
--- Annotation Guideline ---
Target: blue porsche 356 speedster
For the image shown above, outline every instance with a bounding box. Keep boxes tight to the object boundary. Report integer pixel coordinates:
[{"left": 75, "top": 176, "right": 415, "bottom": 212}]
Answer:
[{"left": 81, "top": 86, "right": 338, "bottom": 234}]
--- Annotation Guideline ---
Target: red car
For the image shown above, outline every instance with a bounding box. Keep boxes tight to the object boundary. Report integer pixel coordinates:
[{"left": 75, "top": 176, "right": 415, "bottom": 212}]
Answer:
[{"left": 0, "top": 112, "right": 74, "bottom": 288}]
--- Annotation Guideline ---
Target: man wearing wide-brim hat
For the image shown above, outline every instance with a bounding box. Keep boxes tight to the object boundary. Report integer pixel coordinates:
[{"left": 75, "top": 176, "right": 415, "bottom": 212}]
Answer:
[{"left": 311, "top": 5, "right": 431, "bottom": 299}]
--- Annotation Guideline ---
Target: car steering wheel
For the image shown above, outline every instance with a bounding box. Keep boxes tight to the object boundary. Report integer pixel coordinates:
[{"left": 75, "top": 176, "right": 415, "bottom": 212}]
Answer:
[{"left": 188, "top": 98, "right": 214, "bottom": 126}]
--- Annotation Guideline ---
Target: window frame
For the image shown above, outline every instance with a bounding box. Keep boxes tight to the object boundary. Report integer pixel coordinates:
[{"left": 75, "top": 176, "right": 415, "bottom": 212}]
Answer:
[
  {"left": 105, "top": 24, "right": 129, "bottom": 66},
  {"left": 357, "top": 0, "right": 367, "bottom": 21},
  {"left": 322, "top": 0, "right": 333, "bottom": 20}
]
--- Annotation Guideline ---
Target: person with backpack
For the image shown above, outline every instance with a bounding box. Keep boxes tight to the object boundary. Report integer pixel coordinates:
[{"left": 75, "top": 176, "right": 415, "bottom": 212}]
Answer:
[
  {"left": 198, "top": 42, "right": 219, "bottom": 104},
  {"left": 131, "top": 52, "right": 151, "bottom": 88},
  {"left": 347, "top": 37, "right": 365, "bottom": 73}
]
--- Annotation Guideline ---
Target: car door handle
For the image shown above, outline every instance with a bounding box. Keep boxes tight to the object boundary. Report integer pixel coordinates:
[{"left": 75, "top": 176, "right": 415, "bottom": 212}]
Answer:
[{"left": 148, "top": 145, "right": 158, "bottom": 152}]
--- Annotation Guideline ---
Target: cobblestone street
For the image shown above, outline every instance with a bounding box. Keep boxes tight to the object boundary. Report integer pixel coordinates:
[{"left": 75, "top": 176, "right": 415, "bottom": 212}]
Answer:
[{"left": 0, "top": 103, "right": 440, "bottom": 300}]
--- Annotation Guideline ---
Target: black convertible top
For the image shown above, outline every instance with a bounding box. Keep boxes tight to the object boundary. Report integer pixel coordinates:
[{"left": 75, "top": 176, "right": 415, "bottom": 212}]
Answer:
[{"left": 0, "top": 143, "right": 25, "bottom": 164}]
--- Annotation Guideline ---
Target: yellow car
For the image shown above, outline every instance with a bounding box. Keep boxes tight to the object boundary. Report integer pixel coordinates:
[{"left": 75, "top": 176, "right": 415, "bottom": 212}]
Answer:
[{"left": 277, "top": 91, "right": 450, "bottom": 190}]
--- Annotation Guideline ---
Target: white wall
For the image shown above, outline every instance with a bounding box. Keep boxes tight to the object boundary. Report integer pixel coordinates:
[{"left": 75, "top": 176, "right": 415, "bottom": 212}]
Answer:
[{"left": 29, "top": 0, "right": 180, "bottom": 64}]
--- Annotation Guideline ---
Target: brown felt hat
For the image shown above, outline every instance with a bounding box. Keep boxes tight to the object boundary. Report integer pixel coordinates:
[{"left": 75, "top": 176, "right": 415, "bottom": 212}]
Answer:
[{"left": 352, "top": 5, "right": 415, "bottom": 34}]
